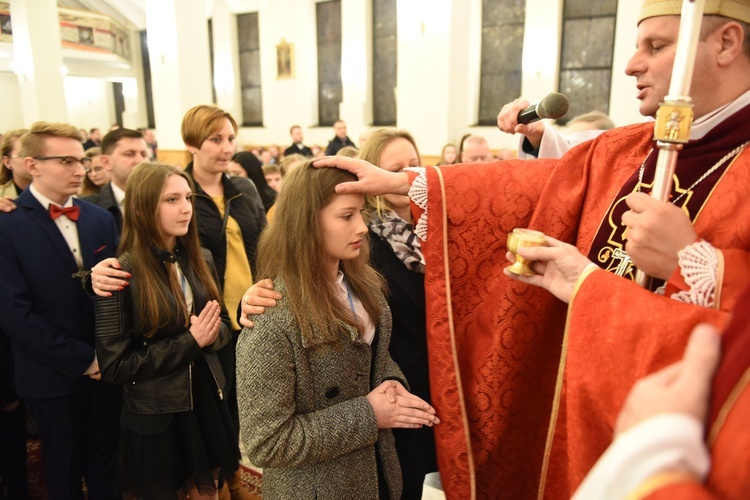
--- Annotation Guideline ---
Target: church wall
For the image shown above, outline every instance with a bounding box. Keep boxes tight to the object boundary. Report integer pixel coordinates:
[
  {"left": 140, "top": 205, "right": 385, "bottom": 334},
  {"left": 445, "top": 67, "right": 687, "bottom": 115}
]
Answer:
[
  {"left": 0, "top": 71, "right": 23, "bottom": 131},
  {"left": 0, "top": 1, "right": 656, "bottom": 156}
]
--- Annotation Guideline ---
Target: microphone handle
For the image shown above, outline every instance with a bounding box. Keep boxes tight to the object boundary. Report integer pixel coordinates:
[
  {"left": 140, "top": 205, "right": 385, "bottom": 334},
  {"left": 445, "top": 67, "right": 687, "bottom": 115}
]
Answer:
[{"left": 517, "top": 104, "right": 542, "bottom": 125}]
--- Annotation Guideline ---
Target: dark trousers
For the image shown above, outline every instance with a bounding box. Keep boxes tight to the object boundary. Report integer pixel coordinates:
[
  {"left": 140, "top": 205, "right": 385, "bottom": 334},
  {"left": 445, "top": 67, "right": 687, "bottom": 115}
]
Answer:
[
  {"left": 0, "top": 401, "right": 30, "bottom": 499},
  {"left": 216, "top": 331, "right": 240, "bottom": 482},
  {"left": 216, "top": 331, "right": 240, "bottom": 442},
  {"left": 216, "top": 330, "right": 242, "bottom": 443},
  {"left": 25, "top": 382, "right": 121, "bottom": 500}
]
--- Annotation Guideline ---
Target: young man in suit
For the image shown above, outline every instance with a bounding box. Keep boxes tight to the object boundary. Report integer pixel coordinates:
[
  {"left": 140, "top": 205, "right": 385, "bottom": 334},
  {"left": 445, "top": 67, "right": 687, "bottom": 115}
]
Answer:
[
  {"left": 81, "top": 127, "right": 149, "bottom": 234},
  {"left": 0, "top": 122, "right": 121, "bottom": 499}
]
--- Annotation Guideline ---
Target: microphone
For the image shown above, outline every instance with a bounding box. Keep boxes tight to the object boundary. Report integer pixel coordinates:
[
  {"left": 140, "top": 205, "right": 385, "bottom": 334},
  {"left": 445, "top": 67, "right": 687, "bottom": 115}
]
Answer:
[{"left": 517, "top": 92, "right": 569, "bottom": 124}]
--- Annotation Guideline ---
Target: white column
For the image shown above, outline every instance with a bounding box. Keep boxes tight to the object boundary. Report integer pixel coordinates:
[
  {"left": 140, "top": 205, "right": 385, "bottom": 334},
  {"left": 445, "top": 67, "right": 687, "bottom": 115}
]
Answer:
[
  {"left": 446, "top": 0, "right": 482, "bottom": 142},
  {"left": 520, "top": 0, "right": 564, "bottom": 101},
  {"left": 121, "top": 29, "right": 148, "bottom": 130},
  {"left": 397, "top": 0, "right": 476, "bottom": 155},
  {"left": 211, "top": 0, "right": 242, "bottom": 121},
  {"left": 339, "top": 0, "right": 372, "bottom": 140},
  {"left": 10, "top": 0, "right": 69, "bottom": 123},
  {"left": 145, "top": 0, "right": 213, "bottom": 150}
]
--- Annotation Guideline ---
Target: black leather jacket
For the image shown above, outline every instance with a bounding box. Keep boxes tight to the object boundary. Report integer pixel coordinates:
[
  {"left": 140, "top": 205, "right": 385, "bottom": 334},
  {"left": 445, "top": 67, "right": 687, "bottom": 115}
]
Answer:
[
  {"left": 95, "top": 246, "right": 231, "bottom": 415},
  {"left": 184, "top": 164, "right": 266, "bottom": 284}
]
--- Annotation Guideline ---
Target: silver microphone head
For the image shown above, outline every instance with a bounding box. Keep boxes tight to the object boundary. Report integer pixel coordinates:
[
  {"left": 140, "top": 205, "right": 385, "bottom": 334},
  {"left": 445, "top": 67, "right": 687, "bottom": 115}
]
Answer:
[{"left": 537, "top": 93, "right": 569, "bottom": 120}]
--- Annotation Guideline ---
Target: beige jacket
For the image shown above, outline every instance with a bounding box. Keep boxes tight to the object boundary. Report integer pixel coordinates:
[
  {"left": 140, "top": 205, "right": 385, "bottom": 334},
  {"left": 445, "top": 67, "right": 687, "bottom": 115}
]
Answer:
[
  {"left": 236, "top": 277, "right": 405, "bottom": 499},
  {"left": 0, "top": 180, "right": 20, "bottom": 199}
]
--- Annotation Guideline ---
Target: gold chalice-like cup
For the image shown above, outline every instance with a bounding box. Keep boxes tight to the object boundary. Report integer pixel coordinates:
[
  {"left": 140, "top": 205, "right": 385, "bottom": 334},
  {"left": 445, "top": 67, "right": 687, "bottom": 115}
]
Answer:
[{"left": 507, "top": 228, "right": 546, "bottom": 276}]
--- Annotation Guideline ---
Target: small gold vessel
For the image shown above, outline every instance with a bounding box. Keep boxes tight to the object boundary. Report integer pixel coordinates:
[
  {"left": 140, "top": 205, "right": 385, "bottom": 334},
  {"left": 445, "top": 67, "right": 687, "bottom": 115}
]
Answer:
[{"left": 507, "top": 228, "right": 546, "bottom": 276}]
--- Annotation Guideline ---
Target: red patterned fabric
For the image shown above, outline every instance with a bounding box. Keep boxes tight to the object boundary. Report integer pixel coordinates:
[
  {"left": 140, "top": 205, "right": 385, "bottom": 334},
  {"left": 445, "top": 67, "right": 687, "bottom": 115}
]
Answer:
[
  {"left": 417, "top": 122, "right": 750, "bottom": 499},
  {"left": 643, "top": 388, "right": 750, "bottom": 500},
  {"left": 642, "top": 285, "right": 750, "bottom": 500},
  {"left": 559, "top": 271, "right": 728, "bottom": 499},
  {"left": 709, "top": 285, "right": 750, "bottom": 425}
]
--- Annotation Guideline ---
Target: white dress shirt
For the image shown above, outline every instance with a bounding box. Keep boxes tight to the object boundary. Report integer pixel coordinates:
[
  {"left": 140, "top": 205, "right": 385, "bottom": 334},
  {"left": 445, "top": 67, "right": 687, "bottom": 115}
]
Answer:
[
  {"left": 110, "top": 182, "right": 126, "bottom": 213},
  {"left": 29, "top": 184, "right": 82, "bottom": 267},
  {"left": 336, "top": 271, "right": 375, "bottom": 345}
]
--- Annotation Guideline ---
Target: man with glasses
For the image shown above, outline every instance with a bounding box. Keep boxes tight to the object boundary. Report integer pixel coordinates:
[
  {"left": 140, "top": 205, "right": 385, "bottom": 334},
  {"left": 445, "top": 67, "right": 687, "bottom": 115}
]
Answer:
[
  {"left": 0, "top": 122, "right": 121, "bottom": 499},
  {"left": 81, "top": 127, "right": 150, "bottom": 233}
]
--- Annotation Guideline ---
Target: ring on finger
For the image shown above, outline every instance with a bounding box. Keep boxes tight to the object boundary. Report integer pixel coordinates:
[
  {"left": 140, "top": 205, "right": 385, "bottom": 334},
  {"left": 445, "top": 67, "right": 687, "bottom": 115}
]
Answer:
[{"left": 244, "top": 296, "right": 249, "bottom": 305}]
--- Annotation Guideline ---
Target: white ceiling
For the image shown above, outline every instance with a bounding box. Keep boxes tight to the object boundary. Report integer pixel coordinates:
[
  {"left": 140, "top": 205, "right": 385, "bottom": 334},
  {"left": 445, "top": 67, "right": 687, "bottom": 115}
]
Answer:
[
  {"left": 54, "top": 0, "right": 257, "bottom": 31},
  {"left": 57, "top": 0, "right": 148, "bottom": 29}
]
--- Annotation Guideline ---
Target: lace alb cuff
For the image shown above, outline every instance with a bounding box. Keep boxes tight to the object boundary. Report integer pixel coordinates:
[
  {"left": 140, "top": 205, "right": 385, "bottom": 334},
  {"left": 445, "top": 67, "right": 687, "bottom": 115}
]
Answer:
[
  {"left": 671, "top": 240, "right": 718, "bottom": 308},
  {"left": 405, "top": 167, "right": 428, "bottom": 241}
]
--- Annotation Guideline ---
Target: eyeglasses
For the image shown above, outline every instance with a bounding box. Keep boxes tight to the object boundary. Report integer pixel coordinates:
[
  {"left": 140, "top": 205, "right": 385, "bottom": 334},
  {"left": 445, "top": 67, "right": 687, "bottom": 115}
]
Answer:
[{"left": 33, "top": 156, "right": 93, "bottom": 170}]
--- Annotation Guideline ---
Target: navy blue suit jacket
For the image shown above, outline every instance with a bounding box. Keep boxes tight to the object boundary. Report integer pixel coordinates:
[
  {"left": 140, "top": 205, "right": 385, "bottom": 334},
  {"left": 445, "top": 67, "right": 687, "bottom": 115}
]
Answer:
[{"left": 0, "top": 190, "right": 118, "bottom": 398}]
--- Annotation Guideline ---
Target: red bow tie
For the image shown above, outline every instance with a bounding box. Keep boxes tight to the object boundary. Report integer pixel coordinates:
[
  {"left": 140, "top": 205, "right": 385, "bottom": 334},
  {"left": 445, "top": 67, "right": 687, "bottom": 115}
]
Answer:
[{"left": 49, "top": 204, "right": 80, "bottom": 222}]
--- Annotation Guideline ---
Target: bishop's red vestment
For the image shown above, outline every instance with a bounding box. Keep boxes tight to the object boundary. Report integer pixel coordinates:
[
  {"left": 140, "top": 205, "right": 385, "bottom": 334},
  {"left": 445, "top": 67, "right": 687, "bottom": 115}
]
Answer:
[{"left": 415, "top": 103, "right": 750, "bottom": 499}]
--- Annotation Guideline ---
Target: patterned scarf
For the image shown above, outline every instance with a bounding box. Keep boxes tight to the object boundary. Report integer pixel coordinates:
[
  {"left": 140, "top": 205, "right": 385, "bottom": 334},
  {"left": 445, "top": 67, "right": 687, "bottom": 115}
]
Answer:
[{"left": 368, "top": 209, "right": 425, "bottom": 274}]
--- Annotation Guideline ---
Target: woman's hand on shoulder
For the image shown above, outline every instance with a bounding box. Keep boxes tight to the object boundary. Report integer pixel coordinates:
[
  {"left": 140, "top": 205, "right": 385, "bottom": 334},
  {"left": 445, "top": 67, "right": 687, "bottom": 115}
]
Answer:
[
  {"left": 190, "top": 300, "right": 222, "bottom": 348},
  {"left": 366, "top": 380, "right": 441, "bottom": 429},
  {"left": 0, "top": 196, "right": 16, "bottom": 212},
  {"left": 239, "top": 279, "right": 283, "bottom": 328},
  {"left": 91, "top": 257, "right": 131, "bottom": 297}
]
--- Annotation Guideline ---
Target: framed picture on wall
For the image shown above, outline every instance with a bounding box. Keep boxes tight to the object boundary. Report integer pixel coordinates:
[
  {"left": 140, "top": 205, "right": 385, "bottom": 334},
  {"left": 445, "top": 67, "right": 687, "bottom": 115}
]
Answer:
[{"left": 276, "top": 39, "right": 294, "bottom": 79}]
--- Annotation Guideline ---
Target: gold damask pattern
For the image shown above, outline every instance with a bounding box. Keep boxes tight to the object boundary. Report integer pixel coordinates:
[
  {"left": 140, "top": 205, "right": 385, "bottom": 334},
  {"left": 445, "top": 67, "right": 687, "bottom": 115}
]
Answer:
[{"left": 421, "top": 110, "right": 750, "bottom": 497}]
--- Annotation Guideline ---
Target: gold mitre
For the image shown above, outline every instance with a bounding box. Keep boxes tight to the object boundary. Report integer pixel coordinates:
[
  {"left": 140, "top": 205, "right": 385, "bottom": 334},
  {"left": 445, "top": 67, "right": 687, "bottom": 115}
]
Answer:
[{"left": 639, "top": 0, "right": 750, "bottom": 24}]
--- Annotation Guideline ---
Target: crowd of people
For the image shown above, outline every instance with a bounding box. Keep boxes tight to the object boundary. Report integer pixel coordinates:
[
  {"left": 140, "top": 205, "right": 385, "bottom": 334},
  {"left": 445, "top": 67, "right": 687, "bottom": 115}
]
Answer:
[{"left": 1, "top": 0, "right": 750, "bottom": 499}]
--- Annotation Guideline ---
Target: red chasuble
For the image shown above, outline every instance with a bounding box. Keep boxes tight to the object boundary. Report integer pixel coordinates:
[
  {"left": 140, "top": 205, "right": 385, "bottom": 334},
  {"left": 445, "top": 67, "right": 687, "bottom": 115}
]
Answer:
[
  {"left": 417, "top": 104, "right": 750, "bottom": 499},
  {"left": 640, "top": 285, "right": 750, "bottom": 499}
]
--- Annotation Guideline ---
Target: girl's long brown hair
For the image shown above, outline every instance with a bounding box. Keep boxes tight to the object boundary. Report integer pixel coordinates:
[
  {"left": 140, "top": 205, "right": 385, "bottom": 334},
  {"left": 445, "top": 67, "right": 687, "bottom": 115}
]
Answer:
[
  {"left": 255, "top": 162, "right": 385, "bottom": 344},
  {"left": 119, "top": 162, "right": 221, "bottom": 338}
]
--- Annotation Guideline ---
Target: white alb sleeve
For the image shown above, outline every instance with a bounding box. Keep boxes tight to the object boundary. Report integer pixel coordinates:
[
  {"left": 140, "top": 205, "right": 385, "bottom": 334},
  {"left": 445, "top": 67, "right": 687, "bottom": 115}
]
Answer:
[{"left": 573, "top": 413, "right": 709, "bottom": 500}]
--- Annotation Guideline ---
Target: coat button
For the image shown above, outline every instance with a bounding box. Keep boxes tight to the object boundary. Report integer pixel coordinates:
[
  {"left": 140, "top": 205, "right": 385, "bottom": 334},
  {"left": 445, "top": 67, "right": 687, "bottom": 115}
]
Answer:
[{"left": 325, "top": 387, "right": 340, "bottom": 399}]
